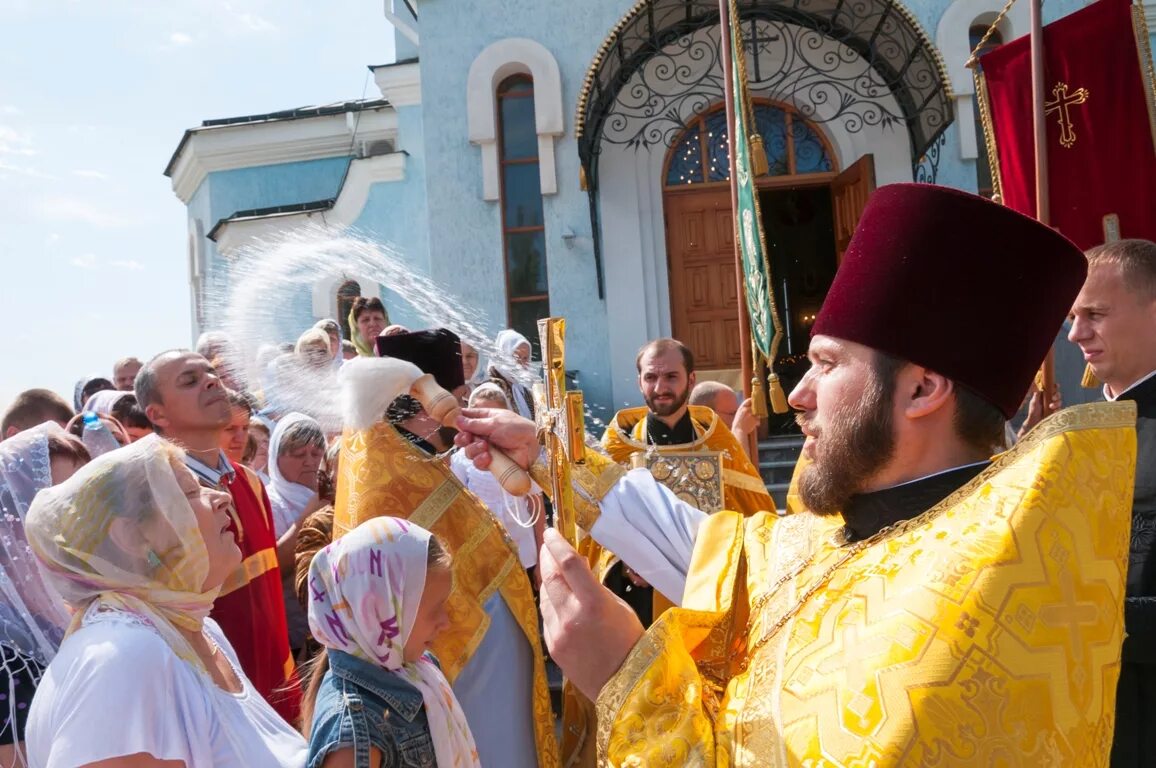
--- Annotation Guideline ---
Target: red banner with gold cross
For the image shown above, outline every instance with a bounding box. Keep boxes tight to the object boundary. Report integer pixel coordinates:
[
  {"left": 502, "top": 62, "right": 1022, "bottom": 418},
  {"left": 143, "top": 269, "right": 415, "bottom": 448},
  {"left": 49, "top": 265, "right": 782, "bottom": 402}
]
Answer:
[{"left": 976, "top": 0, "right": 1156, "bottom": 250}]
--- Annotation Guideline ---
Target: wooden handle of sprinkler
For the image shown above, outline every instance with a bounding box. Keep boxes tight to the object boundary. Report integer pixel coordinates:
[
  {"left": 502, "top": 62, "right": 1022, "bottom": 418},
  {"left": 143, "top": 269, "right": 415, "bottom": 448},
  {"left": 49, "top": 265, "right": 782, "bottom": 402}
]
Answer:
[{"left": 410, "top": 374, "right": 533, "bottom": 496}]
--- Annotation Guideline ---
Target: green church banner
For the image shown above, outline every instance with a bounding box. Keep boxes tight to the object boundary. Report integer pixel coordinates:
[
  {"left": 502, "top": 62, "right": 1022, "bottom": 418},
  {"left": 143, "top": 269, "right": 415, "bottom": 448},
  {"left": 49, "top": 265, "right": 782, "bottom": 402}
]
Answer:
[{"left": 725, "top": 0, "right": 783, "bottom": 368}]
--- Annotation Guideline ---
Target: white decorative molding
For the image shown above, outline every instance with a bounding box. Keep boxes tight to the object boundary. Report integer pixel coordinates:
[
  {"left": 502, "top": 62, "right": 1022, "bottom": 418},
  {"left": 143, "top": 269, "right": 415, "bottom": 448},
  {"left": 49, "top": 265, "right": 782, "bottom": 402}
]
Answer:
[
  {"left": 382, "top": 0, "right": 419, "bottom": 46},
  {"left": 188, "top": 219, "right": 205, "bottom": 338},
  {"left": 466, "top": 38, "right": 564, "bottom": 200},
  {"left": 936, "top": 0, "right": 1026, "bottom": 97},
  {"left": 311, "top": 275, "right": 381, "bottom": 319},
  {"left": 213, "top": 152, "right": 406, "bottom": 255},
  {"left": 373, "top": 61, "right": 422, "bottom": 106},
  {"left": 937, "top": 0, "right": 1027, "bottom": 162},
  {"left": 168, "top": 107, "right": 397, "bottom": 204}
]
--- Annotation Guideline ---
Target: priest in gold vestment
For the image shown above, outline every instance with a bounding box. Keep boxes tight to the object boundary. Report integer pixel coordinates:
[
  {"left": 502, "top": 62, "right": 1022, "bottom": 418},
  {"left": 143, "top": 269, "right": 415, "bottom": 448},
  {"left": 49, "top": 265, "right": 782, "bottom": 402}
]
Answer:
[
  {"left": 456, "top": 184, "right": 1137, "bottom": 767},
  {"left": 332, "top": 330, "right": 560, "bottom": 768}
]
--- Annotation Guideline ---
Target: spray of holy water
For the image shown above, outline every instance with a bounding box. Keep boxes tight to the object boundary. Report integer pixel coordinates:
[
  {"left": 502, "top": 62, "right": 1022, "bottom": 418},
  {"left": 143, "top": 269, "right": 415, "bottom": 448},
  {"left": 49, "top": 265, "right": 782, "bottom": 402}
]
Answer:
[{"left": 211, "top": 226, "right": 542, "bottom": 432}]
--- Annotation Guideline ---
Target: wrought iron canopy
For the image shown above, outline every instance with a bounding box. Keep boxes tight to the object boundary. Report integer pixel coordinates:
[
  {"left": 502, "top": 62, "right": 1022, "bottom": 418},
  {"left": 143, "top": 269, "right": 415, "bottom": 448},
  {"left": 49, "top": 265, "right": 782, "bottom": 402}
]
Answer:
[{"left": 575, "top": 0, "right": 953, "bottom": 183}]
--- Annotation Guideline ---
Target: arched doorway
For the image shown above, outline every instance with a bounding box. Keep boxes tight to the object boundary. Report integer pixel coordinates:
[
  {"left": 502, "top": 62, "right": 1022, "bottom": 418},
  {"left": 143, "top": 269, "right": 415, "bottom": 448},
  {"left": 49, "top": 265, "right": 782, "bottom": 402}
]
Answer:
[{"left": 662, "top": 101, "right": 873, "bottom": 374}]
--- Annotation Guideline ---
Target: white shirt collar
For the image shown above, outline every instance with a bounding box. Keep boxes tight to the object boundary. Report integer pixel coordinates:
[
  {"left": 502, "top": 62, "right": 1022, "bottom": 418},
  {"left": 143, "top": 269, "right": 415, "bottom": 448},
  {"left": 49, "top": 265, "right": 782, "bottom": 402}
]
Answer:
[{"left": 1104, "top": 368, "right": 1156, "bottom": 401}]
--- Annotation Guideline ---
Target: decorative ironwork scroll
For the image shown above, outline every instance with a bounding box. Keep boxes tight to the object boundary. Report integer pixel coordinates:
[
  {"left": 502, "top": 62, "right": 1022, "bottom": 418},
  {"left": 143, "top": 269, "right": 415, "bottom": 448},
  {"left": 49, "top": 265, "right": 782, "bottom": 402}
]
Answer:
[
  {"left": 577, "top": 0, "right": 953, "bottom": 176},
  {"left": 575, "top": 0, "right": 955, "bottom": 288},
  {"left": 913, "top": 131, "right": 947, "bottom": 184}
]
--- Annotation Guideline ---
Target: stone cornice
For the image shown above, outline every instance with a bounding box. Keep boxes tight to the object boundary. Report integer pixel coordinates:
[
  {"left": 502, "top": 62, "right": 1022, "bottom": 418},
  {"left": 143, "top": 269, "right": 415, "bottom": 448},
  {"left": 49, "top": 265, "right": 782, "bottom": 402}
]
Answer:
[
  {"left": 169, "top": 107, "right": 397, "bottom": 204},
  {"left": 372, "top": 61, "right": 422, "bottom": 107}
]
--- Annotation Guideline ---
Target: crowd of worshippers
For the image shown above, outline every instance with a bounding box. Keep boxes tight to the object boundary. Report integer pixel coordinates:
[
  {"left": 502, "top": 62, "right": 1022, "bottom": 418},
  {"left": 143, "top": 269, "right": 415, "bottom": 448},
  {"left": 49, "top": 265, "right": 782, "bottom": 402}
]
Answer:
[{"left": 1, "top": 233, "right": 1154, "bottom": 768}]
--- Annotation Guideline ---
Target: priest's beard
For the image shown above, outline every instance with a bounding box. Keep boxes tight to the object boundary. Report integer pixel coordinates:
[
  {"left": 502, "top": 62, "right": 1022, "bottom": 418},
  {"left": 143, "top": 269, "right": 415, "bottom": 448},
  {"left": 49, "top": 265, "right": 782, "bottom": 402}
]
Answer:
[
  {"left": 797, "top": 365, "right": 897, "bottom": 516},
  {"left": 645, "top": 385, "right": 690, "bottom": 418}
]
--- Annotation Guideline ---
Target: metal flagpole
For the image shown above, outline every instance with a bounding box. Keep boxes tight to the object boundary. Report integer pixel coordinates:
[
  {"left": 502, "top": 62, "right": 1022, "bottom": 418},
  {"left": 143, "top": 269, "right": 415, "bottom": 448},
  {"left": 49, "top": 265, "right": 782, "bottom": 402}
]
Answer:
[
  {"left": 1030, "top": 0, "right": 1058, "bottom": 400},
  {"left": 718, "top": 0, "right": 759, "bottom": 459}
]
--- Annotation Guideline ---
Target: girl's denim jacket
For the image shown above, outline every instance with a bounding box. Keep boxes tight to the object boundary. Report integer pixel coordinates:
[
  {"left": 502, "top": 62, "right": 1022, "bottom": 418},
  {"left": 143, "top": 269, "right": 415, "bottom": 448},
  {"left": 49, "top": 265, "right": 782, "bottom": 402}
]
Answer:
[{"left": 306, "top": 649, "right": 437, "bottom": 768}]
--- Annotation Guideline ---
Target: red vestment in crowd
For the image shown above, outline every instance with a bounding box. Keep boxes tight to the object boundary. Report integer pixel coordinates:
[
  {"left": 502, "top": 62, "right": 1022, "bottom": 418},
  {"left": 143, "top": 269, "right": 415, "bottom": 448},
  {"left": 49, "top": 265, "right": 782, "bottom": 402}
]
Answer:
[{"left": 214, "top": 463, "right": 301, "bottom": 724}]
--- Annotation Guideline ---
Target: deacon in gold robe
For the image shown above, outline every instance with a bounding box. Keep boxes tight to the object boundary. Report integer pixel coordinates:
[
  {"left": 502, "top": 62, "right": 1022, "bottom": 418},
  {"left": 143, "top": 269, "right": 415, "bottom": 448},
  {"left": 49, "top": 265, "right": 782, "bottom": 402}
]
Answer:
[
  {"left": 600, "top": 338, "right": 773, "bottom": 625},
  {"left": 333, "top": 329, "right": 560, "bottom": 768},
  {"left": 558, "top": 340, "right": 774, "bottom": 765},
  {"left": 456, "top": 184, "right": 1137, "bottom": 767}
]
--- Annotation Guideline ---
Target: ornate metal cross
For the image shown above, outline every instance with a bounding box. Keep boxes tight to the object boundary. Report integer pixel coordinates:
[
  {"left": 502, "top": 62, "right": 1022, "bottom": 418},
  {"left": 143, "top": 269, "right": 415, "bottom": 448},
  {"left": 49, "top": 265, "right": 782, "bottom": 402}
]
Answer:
[
  {"left": 534, "top": 317, "right": 586, "bottom": 547},
  {"left": 1044, "top": 82, "right": 1089, "bottom": 149}
]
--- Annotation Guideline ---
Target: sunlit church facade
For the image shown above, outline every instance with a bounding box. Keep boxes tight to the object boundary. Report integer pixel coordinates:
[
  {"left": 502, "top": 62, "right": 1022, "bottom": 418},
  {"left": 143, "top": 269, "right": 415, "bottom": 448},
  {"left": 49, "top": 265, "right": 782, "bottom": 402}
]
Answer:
[{"left": 167, "top": 0, "right": 1142, "bottom": 416}]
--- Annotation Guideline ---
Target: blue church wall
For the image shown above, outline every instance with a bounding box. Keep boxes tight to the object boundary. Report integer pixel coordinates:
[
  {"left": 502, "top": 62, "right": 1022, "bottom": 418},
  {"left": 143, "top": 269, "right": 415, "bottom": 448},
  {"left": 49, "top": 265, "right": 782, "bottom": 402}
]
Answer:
[
  {"left": 178, "top": 0, "right": 1125, "bottom": 412},
  {"left": 188, "top": 155, "right": 356, "bottom": 343},
  {"left": 417, "top": 0, "right": 636, "bottom": 416},
  {"left": 207, "top": 156, "right": 352, "bottom": 225},
  {"left": 350, "top": 105, "right": 432, "bottom": 332}
]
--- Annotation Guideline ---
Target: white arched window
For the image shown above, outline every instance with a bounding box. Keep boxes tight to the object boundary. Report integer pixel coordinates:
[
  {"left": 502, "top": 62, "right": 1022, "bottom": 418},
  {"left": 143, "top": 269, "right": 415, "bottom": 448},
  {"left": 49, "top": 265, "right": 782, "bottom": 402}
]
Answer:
[
  {"left": 312, "top": 276, "right": 381, "bottom": 323},
  {"left": 936, "top": 0, "right": 1024, "bottom": 169},
  {"left": 467, "top": 38, "right": 563, "bottom": 201}
]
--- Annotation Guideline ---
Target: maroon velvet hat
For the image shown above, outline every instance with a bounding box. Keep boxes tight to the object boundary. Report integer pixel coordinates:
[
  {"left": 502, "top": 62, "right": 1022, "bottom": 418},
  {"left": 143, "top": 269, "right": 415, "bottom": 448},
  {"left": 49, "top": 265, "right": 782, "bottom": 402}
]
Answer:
[{"left": 812, "top": 183, "right": 1086, "bottom": 418}]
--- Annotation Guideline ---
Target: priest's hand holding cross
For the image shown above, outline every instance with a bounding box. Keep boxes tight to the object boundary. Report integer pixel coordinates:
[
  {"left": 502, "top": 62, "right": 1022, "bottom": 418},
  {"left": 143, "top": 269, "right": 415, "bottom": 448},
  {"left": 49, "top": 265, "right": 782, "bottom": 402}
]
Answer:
[{"left": 455, "top": 408, "right": 645, "bottom": 700}]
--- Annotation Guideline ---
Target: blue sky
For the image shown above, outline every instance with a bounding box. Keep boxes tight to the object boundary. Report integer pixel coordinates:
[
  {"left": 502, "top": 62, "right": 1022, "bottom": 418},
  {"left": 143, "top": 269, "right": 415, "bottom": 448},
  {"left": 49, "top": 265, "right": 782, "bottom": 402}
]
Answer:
[{"left": 0, "top": 0, "right": 396, "bottom": 408}]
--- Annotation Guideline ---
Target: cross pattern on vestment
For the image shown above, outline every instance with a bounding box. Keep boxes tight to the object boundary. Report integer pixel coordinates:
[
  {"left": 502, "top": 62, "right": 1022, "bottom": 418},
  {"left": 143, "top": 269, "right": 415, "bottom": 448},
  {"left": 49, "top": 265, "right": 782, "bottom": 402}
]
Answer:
[
  {"left": 809, "top": 623, "right": 892, "bottom": 725},
  {"left": 1038, "top": 566, "right": 1099, "bottom": 662},
  {"left": 534, "top": 317, "right": 586, "bottom": 547},
  {"left": 1044, "top": 82, "right": 1090, "bottom": 148}
]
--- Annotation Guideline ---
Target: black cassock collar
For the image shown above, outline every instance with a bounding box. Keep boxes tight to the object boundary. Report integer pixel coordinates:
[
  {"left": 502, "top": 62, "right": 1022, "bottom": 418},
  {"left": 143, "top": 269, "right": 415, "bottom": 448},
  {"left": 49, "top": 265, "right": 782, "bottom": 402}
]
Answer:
[{"left": 840, "top": 462, "right": 991, "bottom": 543}]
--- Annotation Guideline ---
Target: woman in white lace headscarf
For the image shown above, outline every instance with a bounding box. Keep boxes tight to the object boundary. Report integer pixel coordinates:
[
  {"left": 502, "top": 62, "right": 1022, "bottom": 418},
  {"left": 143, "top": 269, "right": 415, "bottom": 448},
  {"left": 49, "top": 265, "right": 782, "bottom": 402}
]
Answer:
[
  {"left": 485, "top": 329, "right": 536, "bottom": 420},
  {"left": 266, "top": 413, "right": 326, "bottom": 654},
  {"left": 0, "top": 424, "right": 89, "bottom": 768},
  {"left": 22, "top": 435, "right": 307, "bottom": 768}
]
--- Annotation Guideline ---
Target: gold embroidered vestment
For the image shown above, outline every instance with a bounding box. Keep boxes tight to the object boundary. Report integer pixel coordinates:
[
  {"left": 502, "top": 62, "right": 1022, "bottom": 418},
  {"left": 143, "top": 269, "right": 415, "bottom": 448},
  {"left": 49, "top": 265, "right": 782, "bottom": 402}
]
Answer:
[{"left": 597, "top": 402, "right": 1137, "bottom": 767}]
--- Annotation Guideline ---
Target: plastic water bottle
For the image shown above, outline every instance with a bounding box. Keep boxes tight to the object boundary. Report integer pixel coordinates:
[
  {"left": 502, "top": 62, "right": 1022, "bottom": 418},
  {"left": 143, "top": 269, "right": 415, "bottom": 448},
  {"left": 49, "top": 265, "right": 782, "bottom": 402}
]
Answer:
[{"left": 81, "top": 412, "right": 121, "bottom": 458}]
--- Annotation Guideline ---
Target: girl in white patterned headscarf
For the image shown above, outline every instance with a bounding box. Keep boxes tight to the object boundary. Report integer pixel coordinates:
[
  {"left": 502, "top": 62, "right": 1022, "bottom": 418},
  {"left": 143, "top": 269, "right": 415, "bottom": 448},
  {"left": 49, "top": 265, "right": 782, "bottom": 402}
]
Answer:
[
  {"left": 0, "top": 424, "right": 88, "bottom": 767},
  {"left": 304, "top": 517, "right": 479, "bottom": 768}
]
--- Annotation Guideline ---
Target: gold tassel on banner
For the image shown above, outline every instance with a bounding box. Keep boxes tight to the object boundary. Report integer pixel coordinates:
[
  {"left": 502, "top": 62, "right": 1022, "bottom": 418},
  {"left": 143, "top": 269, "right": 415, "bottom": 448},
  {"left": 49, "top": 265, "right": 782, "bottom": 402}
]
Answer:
[
  {"left": 1081, "top": 363, "right": 1100, "bottom": 389},
  {"left": 768, "top": 371, "right": 789, "bottom": 414},
  {"left": 751, "top": 374, "right": 769, "bottom": 419},
  {"left": 749, "top": 136, "right": 769, "bottom": 177}
]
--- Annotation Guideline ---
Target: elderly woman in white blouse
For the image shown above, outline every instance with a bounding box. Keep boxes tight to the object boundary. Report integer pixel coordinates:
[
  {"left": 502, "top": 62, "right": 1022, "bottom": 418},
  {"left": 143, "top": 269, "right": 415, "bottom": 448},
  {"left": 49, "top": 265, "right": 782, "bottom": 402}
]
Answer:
[{"left": 23, "top": 435, "right": 307, "bottom": 768}]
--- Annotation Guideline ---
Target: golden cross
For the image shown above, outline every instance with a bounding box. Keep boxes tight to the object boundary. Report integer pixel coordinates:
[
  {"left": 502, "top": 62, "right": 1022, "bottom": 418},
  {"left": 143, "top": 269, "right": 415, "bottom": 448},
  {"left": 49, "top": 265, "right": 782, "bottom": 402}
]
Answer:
[
  {"left": 1044, "top": 82, "right": 1089, "bottom": 149},
  {"left": 1038, "top": 567, "right": 1099, "bottom": 663},
  {"left": 534, "top": 317, "right": 586, "bottom": 547}
]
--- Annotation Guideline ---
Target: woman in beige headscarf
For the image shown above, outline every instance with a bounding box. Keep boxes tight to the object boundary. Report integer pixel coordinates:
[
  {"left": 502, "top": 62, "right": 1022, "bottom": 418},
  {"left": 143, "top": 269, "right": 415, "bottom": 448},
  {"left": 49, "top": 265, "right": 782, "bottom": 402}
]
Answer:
[{"left": 22, "top": 435, "right": 307, "bottom": 768}]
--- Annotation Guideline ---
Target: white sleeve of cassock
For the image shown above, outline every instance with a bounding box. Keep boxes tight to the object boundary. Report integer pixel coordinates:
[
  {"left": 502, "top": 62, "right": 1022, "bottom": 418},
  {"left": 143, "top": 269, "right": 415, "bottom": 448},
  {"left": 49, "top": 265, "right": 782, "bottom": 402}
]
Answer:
[{"left": 587, "top": 467, "right": 708, "bottom": 606}]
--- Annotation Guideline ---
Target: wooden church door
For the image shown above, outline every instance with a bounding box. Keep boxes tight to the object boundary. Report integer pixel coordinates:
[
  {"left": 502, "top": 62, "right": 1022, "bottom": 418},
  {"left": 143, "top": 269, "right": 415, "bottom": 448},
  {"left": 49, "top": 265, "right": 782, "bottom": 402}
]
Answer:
[
  {"left": 665, "top": 188, "right": 743, "bottom": 370},
  {"left": 831, "top": 154, "right": 876, "bottom": 263}
]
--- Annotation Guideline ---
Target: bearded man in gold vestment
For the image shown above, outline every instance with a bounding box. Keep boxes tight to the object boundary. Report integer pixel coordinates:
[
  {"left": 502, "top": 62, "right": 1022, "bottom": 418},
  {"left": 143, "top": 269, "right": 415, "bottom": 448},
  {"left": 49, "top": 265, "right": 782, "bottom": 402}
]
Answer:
[{"left": 457, "top": 184, "right": 1138, "bottom": 767}]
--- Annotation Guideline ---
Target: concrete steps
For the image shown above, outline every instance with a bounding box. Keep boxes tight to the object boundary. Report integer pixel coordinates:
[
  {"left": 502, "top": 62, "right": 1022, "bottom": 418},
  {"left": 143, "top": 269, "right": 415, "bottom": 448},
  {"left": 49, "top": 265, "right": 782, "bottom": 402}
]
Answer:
[{"left": 757, "top": 434, "right": 804, "bottom": 509}]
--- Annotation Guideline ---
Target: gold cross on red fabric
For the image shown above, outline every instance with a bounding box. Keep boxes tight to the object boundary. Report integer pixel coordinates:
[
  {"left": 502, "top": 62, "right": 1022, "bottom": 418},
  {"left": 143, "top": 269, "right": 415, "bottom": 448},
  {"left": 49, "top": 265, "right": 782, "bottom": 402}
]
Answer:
[{"left": 1044, "top": 82, "right": 1090, "bottom": 149}]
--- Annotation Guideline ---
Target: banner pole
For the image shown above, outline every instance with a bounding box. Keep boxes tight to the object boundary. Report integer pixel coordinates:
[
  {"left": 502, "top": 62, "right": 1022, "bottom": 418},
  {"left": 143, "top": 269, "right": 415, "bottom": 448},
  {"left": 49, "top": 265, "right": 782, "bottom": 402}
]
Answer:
[
  {"left": 719, "top": 0, "right": 755, "bottom": 413},
  {"left": 1030, "top": 0, "right": 1058, "bottom": 401}
]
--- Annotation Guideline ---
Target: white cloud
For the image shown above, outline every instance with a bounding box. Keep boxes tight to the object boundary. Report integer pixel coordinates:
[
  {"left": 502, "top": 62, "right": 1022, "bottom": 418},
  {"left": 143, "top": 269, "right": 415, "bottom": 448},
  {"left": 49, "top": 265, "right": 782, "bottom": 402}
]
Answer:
[
  {"left": 72, "top": 169, "right": 109, "bottom": 180},
  {"left": 1, "top": 105, "right": 23, "bottom": 116},
  {"left": 219, "top": 2, "right": 277, "bottom": 34},
  {"left": 37, "top": 196, "right": 130, "bottom": 229},
  {"left": 45, "top": 233, "right": 60, "bottom": 245},
  {"left": 0, "top": 125, "right": 36, "bottom": 156},
  {"left": 0, "top": 159, "right": 54, "bottom": 179},
  {"left": 70, "top": 253, "right": 97, "bottom": 269},
  {"left": 235, "top": 11, "right": 276, "bottom": 32},
  {"left": 110, "top": 259, "right": 144, "bottom": 271},
  {"left": 169, "top": 31, "right": 192, "bottom": 45}
]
